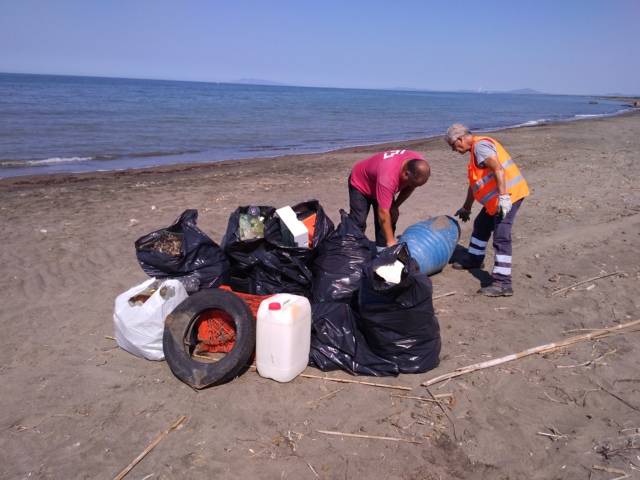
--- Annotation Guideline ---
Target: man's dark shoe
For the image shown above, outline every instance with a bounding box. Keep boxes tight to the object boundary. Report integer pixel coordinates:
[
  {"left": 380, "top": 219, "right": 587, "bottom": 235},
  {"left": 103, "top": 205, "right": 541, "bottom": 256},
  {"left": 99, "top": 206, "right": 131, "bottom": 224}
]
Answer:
[
  {"left": 451, "top": 254, "right": 484, "bottom": 270},
  {"left": 478, "top": 284, "right": 513, "bottom": 297}
]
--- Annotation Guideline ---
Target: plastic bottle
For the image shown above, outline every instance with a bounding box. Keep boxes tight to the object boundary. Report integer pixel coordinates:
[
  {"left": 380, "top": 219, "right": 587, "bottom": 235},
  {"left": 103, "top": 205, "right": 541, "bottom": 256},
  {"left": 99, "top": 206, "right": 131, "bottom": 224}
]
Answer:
[
  {"left": 256, "top": 294, "right": 311, "bottom": 382},
  {"left": 239, "top": 206, "right": 264, "bottom": 240}
]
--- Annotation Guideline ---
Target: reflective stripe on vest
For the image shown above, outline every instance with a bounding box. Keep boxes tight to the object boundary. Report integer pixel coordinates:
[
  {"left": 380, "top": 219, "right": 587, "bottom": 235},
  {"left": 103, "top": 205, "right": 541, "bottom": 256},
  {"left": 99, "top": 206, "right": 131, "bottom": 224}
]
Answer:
[
  {"left": 468, "top": 136, "right": 529, "bottom": 215},
  {"left": 479, "top": 175, "right": 524, "bottom": 204},
  {"left": 471, "top": 158, "right": 515, "bottom": 193}
]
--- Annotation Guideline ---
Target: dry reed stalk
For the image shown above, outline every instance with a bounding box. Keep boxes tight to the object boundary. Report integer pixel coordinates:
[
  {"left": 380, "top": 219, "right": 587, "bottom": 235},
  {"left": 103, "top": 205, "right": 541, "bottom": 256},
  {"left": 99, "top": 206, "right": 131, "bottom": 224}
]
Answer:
[
  {"left": 422, "top": 319, "right": 640, "bottom": 387},
  {"left": 433, "top": 291, "right": 456, "bottom": 300},
  {"left": 113, "top": 415, "right": 187, "bottom": 480},
  {"left": 551, "top": 271, "right": 625, "bottom": 296},
  {"left": 299, "top": 373, "right": 412, "bottom": 391},
  {"left": 317, "top": 430, "right": 421, "bottom": 444}
]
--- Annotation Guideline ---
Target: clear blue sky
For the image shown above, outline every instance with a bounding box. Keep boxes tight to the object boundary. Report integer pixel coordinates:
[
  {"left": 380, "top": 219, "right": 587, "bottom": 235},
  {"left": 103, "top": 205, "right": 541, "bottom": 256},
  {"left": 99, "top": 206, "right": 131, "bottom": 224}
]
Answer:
[{"left": 1, "top": 0, "right": 638, "bottom": 95}]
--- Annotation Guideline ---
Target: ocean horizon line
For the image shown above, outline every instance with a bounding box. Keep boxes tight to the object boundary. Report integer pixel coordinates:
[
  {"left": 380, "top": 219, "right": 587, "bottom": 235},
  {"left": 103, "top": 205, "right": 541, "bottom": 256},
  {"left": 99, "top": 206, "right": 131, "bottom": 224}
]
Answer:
[{"left": 3, "top": 70, "right": 632, "bottom": 98}]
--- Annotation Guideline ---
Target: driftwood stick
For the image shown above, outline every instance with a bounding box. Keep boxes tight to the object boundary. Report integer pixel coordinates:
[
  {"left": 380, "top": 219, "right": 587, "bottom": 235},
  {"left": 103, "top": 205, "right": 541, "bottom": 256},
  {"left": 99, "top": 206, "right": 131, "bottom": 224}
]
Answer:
[
  {"left": 105, "top": 335, "right": 116, "bottom": 341},
  {"left": 425, "top": 387, "right": 458, "bottom": 440},
  {"left": 300, "top": 374, "right": 412, "bottom": 391},
  {"left": 317, "top": 430, "right": 421, "bottom": 444},
  {"left": 551, "top": 271, "right": 625, "bottom": 296},
  {"left": 390, "top": 394, "right": 451, "bottom": 404},
  {"left": 422, "top": 319, "right": 640, "bottom": 387},
  {"left": 113, "top": 415, "right": 187, "bottom": 480},
  {"left": 591, "top": 464, "right": 629, "bottom": 479},
  {"left": 433, "top": 291, "right": 456, "bottom": 300},
  {"left": 536, "top": 431, "right": 567, "bottom": 440},
  {"left": 307, "top": 387, "right": 345, "bottom": 406}
]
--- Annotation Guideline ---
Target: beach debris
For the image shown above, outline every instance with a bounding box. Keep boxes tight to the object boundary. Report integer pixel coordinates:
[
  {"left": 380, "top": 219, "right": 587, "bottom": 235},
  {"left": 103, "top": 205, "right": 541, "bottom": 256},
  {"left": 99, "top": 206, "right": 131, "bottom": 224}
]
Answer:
[
  {"left": 113, "top": 415, "right": 186, "bottom": 480},
  {"left": 550, "top": 271, "right": 625, "bottom": 296},
  {"left": 316, "top": 430, "right": 422, "bottom": 444},
  {"left": 151, "top": 205, "right": 156, "bottom": 210},
  {"left": 591, "top": 464, "right": 629, "bottom": 479},
  {"left": 555, "top": 348, "right": 617, "bottom": 369},
  {"left": 423, "top": 387, "right": 458, "bottom": 440},
  {"left": 282, "top": 430, "right": 303, "bottom": 452},
  {"left": 299, "top": 373, "right": 412, "bottom": 391},
  {"left": 375, "top": 260, "right": 405, "bottom": 284},
  {"left": 541, "top": 390, "right": 569, "bottom": 405},
  {"left": 306, "top": 387, "right": 345, "bottom": 406},
  {"left": 591, "top": 381, "right": 640, "bottom": 412},
  {"left": 390, "top": 393, "right": 455, "bottom": 407},
  {"left": 433, "top": 291, "right": 456, "bottom": 300},
  {"left": 238, "top": 207, "right": 265, "bottom": 240},
  {"left": 536, "top": 426, "right": 568, "bottom": 441},
  {"left": 39, "top": 229, "right": 48, "bottom": 233},
  {"left": 307, "top": 462, "right": 320, "bottom": 478},
  {"left": 422, "top": 318, "right": 640, "bottom": 387},
  {"left": 129, "top": 218, "right": 139, "bottom": 226},
  {"left": 595, "top": 432, "right": 640, "bottom": 461},
  {"left": 127, "top": 279, "right": 163, "bottom": 306},
  {"left": 145, "top": 231, "right": 183, "bottom": 256}
]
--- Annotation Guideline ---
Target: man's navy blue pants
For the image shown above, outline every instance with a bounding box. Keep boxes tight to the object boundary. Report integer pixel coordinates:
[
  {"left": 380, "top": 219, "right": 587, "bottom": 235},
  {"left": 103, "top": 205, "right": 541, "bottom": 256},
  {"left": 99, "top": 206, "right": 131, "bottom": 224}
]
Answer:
[{"left": 467, "top": 199, "right": 523, "bottom": 288}]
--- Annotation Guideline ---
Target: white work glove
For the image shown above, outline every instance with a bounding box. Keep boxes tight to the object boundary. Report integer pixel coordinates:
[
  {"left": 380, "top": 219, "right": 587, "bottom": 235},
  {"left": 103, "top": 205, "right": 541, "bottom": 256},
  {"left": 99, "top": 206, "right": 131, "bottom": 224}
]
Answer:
[{"left": 498, "top": 194, "right": 512, "bottom": 218}]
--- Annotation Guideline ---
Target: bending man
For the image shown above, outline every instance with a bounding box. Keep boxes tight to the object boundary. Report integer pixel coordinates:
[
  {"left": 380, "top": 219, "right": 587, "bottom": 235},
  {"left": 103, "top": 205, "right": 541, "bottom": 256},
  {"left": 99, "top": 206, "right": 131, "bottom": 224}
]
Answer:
[
  {"left": 445, "top": 124, "right": 529, "bottom": 297},
  {"left": 349, "top": 149, "right": 430, "bottom": 248}
]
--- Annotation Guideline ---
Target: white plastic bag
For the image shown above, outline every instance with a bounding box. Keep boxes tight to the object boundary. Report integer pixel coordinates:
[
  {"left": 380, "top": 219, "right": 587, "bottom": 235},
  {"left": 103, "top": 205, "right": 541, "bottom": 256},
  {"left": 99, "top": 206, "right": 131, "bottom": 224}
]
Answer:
[{"left": 113, "top": 278, "right": 188, "bottom": 360}]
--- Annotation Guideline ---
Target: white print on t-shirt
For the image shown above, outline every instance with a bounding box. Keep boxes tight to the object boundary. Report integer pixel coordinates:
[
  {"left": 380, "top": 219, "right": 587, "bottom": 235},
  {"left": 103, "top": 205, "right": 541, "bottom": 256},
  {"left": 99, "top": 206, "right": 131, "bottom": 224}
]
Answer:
[{"left": 383, "top": 149, "right": 406, "bottom": 159}]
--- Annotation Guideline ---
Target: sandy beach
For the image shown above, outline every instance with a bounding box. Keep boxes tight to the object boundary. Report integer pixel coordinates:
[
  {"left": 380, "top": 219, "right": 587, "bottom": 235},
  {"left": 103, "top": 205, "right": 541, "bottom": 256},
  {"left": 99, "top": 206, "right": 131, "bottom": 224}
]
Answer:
[{"left": 1, "top": 111, "right": 639, "bottom": 479}]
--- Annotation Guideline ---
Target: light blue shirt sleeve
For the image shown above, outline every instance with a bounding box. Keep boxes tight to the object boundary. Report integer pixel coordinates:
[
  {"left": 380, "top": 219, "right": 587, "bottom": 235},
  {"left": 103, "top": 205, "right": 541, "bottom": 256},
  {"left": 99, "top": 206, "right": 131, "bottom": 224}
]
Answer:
[{"left": 474, "top": 140, "right": 497, "bottom": 166}]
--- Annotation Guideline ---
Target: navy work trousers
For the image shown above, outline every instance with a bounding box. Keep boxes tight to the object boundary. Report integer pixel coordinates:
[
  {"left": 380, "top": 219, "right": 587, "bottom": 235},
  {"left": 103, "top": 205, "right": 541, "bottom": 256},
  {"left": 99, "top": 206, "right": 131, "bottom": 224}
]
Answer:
[{"left": 467, "top": 199, "right": 523, "bottom": 288}]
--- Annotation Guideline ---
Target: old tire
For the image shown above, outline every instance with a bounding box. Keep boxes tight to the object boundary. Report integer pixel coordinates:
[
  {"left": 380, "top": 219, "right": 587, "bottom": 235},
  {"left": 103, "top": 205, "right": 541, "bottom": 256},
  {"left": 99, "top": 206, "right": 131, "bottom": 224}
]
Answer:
[{"left": 163, "top": 288, "right": 256, "bottom": 389}]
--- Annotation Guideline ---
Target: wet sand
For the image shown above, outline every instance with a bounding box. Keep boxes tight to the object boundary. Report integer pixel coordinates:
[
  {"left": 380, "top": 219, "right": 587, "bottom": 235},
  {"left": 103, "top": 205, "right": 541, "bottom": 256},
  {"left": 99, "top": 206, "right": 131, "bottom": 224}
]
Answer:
[{"left": 1, "top": 111, "right": 639, "bottom": 479}]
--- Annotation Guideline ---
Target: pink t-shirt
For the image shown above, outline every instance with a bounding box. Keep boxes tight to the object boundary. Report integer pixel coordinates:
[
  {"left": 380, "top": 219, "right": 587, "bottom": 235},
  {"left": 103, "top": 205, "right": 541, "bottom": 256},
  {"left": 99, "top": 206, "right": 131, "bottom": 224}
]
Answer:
[{"left": 350, "top": 149, "right": 424, "bottom": 209}]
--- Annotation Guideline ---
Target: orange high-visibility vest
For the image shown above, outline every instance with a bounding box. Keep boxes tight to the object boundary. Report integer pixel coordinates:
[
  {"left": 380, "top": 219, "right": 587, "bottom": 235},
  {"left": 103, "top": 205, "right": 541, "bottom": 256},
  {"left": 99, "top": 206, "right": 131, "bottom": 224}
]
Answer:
[{"left": 468, "top": 136, "right": 529, "bottom": 215}]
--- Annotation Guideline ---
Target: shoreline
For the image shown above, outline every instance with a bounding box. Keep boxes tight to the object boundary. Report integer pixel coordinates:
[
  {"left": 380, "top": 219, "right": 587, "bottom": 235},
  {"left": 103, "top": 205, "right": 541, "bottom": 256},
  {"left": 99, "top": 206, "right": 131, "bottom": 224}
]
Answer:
[
  {"left": 1, "top": 105, "right": 639, "bottom": 479},
  {"left": 2, "top": 106, "right": 637, "bottom": 185}
]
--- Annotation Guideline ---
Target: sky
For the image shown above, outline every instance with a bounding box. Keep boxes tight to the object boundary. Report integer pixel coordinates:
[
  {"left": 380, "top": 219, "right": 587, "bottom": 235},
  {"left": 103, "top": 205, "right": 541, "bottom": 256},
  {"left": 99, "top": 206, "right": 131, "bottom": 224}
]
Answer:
[{"left": 1, "top": 0, "right": 638, "bottom": 95}]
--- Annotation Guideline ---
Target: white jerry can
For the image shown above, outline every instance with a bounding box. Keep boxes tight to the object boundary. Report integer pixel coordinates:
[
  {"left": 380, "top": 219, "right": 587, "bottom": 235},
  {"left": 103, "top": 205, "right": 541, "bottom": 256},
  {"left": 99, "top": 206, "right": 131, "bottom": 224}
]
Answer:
[{"left": 256, "top": 293, "right": 312, "bottom": 382}]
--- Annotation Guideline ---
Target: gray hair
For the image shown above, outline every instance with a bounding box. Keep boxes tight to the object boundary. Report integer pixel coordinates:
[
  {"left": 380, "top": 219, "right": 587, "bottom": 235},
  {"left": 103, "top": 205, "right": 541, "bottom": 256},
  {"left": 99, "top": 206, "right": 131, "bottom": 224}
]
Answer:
[{"left": 445, "top": 123, "right": 471, "bottom": 145}]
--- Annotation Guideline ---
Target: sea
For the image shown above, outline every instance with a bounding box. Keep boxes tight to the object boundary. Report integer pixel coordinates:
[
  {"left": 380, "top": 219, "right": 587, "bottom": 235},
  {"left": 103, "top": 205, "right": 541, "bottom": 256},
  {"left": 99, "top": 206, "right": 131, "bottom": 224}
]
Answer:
[{"left": 0, "top": 73, "right": 630, "bottom": 178}]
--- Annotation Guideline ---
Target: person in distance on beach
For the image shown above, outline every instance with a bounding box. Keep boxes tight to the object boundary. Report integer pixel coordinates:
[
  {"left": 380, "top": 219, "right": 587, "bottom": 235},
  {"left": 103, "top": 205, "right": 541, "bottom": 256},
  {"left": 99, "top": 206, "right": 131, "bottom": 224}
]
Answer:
[
  {"left": 348, "top": 149, "right": 430, "bottom": 249},
  {"left": 445, "top": 124, "right": 529, "bottom": 297}
]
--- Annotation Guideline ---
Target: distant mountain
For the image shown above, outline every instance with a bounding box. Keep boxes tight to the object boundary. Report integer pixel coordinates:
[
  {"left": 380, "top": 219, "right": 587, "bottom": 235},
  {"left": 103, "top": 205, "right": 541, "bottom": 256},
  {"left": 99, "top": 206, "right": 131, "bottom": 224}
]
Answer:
[
  {"left": 452, "top": 87, "right": 543, "bottom": 94},
  {"left": 506, "top": 88, "right": 543, "bottom": 94},
  {"left": 233, "top": 78, "right": 286, "bottom": 86}
]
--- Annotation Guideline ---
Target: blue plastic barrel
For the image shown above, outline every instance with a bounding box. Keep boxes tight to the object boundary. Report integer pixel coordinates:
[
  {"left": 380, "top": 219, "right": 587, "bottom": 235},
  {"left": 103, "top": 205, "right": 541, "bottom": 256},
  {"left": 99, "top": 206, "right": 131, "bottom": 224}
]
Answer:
[{"left": 399, "top": 215, "right": 460, "bottom": 275}]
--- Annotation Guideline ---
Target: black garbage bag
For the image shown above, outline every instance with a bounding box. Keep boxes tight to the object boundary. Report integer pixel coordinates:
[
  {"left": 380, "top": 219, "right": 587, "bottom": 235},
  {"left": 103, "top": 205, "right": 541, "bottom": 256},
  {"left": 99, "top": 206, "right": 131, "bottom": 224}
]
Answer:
[
  {"left": 264, "top": 199, "right": 335, "bottom": 263},
  {"left": 357, "top": 243, "right": 441, "bottom": 374},
  {"left": 309, "top": 302, "right": 399, "bottom": 376},
  {"left": 220, "top": 204, "right": 313, "bottom": 296},
  {"left": 246, "top": 244, "right": 313, "bottom": 297},
  {"left": 311, "top": 210, "right": 375, "bottom": 303},
  {"left": 221, "top": 205, "right": 276, "bottom": 272},
  {"left": 135, "top": 209, "right": 229, "bottom": 292}
]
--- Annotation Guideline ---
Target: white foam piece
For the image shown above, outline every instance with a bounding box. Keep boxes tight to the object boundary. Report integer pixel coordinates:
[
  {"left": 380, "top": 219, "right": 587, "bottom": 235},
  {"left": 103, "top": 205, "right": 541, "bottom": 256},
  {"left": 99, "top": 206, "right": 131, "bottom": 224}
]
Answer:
[
  {"left": 375, "top": 260, "right": 405, "bottom": 284},
  {"left": 276, "top": 206, "right": 309, "bottom": 248}
]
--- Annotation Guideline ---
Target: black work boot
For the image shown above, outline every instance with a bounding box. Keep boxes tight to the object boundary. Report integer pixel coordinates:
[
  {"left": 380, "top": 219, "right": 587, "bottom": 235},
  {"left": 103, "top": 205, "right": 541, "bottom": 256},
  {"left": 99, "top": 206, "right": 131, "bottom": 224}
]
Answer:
[
  {"left": 478, "top": 284, "right": 514, "bottom": 297},
  {"left": 451, "top": 253, "right": 485, "bottom": 270}
]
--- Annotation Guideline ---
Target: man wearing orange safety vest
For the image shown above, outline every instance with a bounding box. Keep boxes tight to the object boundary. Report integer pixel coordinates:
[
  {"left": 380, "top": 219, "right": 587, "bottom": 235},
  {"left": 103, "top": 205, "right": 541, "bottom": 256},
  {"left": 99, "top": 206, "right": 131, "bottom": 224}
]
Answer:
[{"left": 445, "top": 124, "right": 529, "bottom": 297}]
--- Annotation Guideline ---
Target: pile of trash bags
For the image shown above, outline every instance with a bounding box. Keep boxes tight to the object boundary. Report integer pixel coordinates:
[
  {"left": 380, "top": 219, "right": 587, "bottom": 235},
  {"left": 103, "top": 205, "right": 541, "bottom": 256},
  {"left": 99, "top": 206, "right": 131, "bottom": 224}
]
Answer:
[{"left": 118, "top": 199, "right": 442, "bottom": 379}]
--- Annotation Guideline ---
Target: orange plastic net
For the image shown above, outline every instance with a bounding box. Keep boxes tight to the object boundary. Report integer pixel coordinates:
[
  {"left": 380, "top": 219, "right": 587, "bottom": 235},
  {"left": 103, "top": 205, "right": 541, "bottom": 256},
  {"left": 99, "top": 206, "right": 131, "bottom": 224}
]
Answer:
[{"left": 195, "top": 286, "right": 271, "bottom": 354}]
